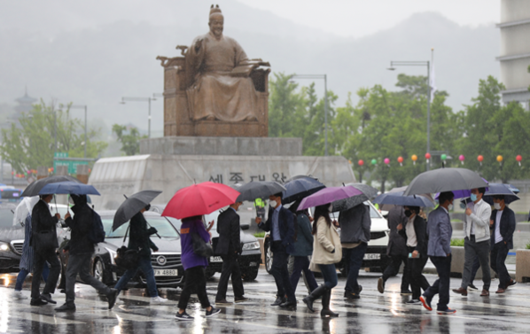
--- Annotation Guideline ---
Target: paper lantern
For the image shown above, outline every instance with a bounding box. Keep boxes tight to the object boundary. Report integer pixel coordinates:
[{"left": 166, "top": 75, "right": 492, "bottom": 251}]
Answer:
[
  {"left": 425, "top": 153, "right": 431, "bottom": 160},
  {"left": 358, "top": 159, "right": 364, "bottom": 166},
  {"left": 384, "top": 158, "right": 390, "bottom": 165},
  {"left": 459, "top": 155, "right": 465, "bottom": 165},
  {"left": 371, "top": 159, "right": 377, "bottom": 165},
  {"left": 411, "top": 154, "right": 418, "bottom": 165},
  {"left": 397, "top": 156, "right": 403, "bottom": 166},
  {"left": 441, "top": 154, "right": 447, "bottom": 161},
  {"left": 477, "top": 155, "right": 483, "bottom": 166},
  {"left": 497, "top": 155, "right": 503, "bottom": 163},
  {"left": 516, "top": 155, "right": 522, "bottom": 166}
]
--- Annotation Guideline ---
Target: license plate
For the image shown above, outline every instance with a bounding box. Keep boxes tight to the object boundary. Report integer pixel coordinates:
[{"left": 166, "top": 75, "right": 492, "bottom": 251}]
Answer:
[
  {"left": 363, "top": 253, "right": 381, "bottom": 260},
  {"left": 154, "top": 269, "right": 179, "bottom": 276},
  {"left": 210, "top": 256, "right": 223, "bottom": 263},
  {"left": 249, "top": 262, "right": 258, "bottom": 267}
]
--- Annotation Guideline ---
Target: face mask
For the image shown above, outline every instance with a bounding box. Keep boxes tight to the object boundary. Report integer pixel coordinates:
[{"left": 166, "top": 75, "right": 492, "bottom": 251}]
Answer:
[
  {"left": 269, "top": 200, "right": 277, "bottom": 208},
  {"left": 494, "top": 203, "right": 501, "bottom": 210},
  {"left": 328, "top": 204, "right": 333, "bottom": 212},
  {"left": 448, "top": 203, "right": 454, "bottom": 211},
  {"left": 404, "top": 209, "right": 412, "bottom": 218},
  {"left": 459, "top": 202, "right": 466, "bottom": 209},
  {"left": 470, "top": 194, "right": 477, "bottom": 202}
]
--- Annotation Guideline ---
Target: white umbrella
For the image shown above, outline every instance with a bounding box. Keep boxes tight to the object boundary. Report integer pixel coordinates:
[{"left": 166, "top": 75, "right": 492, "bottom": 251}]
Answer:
[{"left": 13, "top": 196, "right": 39, "bottom": 227}]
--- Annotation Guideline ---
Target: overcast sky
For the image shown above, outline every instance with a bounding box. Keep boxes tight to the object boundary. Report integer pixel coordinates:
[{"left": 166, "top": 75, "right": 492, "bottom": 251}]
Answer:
[{"left": 236, "top": 0, "right": 500, "bottom": 38}]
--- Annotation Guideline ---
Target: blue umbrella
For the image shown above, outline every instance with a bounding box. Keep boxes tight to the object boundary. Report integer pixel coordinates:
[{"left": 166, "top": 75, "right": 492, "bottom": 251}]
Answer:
[
  {"left": 373, "top": 191, "right": 435, "bottom": 208},
  {"left": 282, "top": 176, "right": 326, "bottom": 204},
  {"left": 483, "top": 183, "right": 519, "bottom": 205},
  {"left": 39, "top": 181, "right": 100, "bottom": 196}
]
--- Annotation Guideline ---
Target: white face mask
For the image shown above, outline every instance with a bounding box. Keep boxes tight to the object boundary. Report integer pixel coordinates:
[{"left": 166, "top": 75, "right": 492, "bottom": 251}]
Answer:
[
  {"left": 448, "top": 203, "right": 454, "bottom": 211},
  {"left": 269, "top": 200, "right": 277, "bottom": 208},
  {"left": 328, "top": 204, "right": 333, "bottom": 212},
  {"left": 494, "top": 203, "right": 501, "bottom": 210}
]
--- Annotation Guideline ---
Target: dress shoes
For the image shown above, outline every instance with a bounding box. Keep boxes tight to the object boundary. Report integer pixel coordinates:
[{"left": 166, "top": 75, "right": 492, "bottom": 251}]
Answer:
[
  {"left": 107, "top": 289, "right": 118, "bottom": 310},
  {"left": 55, "top": 302, "right": 76, "bottom": 312},
  {"left": 279, "top": 300, "right": 297, "bottom": 309},
  {"left": 508, "top": 279, "right": 517, "bottom": 287},
  {"left": 271, "top": 297, "right": 286, "bottom": 306},
  {"left": 40, "top": 293, "right": 57, "bottom": 304},
  {"left": 452, "top": 287, "right": 467, "bottom": 296},
  {"left": 496, "top": 288, "right": 506, "bottom": 294},
  {"left": 30, "top": 298, "right": 48, "bottom": 306},
  {"left": 235, "top": 296, "right": 248, "bottom": 303},
  {"left": 480, "top": 289, "right": 489, "bottom": 297}
]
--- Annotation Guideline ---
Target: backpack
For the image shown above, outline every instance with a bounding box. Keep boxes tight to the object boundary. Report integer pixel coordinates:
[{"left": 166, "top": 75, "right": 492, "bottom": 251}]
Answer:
[{"left": 88, "top": 208, "right": 105, "bottom": 244}]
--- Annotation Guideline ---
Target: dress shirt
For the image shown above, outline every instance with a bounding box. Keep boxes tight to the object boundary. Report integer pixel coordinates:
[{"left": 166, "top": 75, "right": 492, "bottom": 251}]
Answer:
[
  {"left": 406, "top": 216, "right": 418, "bottom": 247},
  {"left": 495, "top": 210, "right": 503, "bottom": 244}
]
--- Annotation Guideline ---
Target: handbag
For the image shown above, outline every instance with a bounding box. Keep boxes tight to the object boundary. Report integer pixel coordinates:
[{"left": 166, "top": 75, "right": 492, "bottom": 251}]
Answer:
[
  {"left": 114, "top": 226, "right": 139, "bottom": 270},
  {"left": 37, "top": 230, "right": 56, "bottom": 251},
  {"left": 191, "top": 224, "right": 213, "bottom": 257}
]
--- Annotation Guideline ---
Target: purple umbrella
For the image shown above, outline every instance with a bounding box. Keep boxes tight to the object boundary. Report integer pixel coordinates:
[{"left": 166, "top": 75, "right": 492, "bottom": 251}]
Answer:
[
  {"left": 298, "top": 186, "right": 362, "bottom": 211},
  {"left": 434, "top": 178, "right": 489, "bottom": 200}
]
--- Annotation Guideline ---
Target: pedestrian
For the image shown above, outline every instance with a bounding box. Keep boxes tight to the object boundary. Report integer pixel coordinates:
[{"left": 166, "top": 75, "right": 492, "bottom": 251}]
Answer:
[
  {"left": 255, "top": 192, "right": 297, "bottom": 308},
  {"left": 176, "top": 215, "right": 221, "bottom": 321},
  {"left": 215, "top": 201, "right": 247, "bottom": 304},
  {"left": 13, "top": 197, "right": 49, "bottom": 299},
  {"left": 339, "top": 202, "right": 371, "bottom": 299},
  {"left": 288, "top": 201, "right": 318, "bottom": 294},
  {"left": 399, "top": 206, "right": 430, "bottom": 305},
  {"left": 378, "top": 205, "right": 410, "bottom": 295},
  {"left": 55, "top": 195, "right": 118, "bottom": 312},
  {"left": 30, "top": 194, "right": 62, "bottom": 306},
  {"left": 303, "top": 203, "right": 341, "bottom": 317},
  {"left": 490, "top": 195, "right": 517, "bottom": 293},
  {"left": 452, "top": 188, "right": 491, "bottom": 297},
  {"left": 113, "top": 205, "right": 167, "bottom": 305},
  {"left": 420, "top": 191, "right": 456, "bottom": 315}
]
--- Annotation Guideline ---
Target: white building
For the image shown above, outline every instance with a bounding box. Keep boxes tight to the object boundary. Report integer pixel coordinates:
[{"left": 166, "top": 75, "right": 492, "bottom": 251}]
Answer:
[{"left": 498, "top": 0, "right": 530, "bottom": 109}]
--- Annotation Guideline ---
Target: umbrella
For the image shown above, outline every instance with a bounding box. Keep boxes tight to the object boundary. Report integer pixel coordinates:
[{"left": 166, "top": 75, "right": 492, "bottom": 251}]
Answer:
[
  {"left": 404, "top": 168, "right": 488, "bottom": 196},
  {"left": 113, "top": 190, "right": 162, "bottom": 231},
  {"left": 162, "top": 182, "right": 240, "bottom": 220},
  {"left": 373, "top": 191, "right": 435, "bottom": 207},
  {"left": 380, "top": 186, "right": 434, "bottom": 211},
  {"left": 331, "top": 183, "right": 378, "bottom": 212},
  {"left": 12, "top": 196, "right": 39, "bottom": 227},
  {"left": 282, "top": 176, "right": 325, "bottom": 204},
  {"left": 483, "top": 183, "right": 519, "bottom": 205},
  {"left": 434, "top": 177, "right": 490, "bottom": 200},
  {"left": 298, "top": 186, "right": 362, "bottom": 211},
  {"left": 21, "top": 175, "right": 81, "bottom": 197},
  {"left": 39, "top": 181, "right": 100, "bottom": 196},
  {"left": 231, "top": 181, "right": 285, "bottom": 203}
]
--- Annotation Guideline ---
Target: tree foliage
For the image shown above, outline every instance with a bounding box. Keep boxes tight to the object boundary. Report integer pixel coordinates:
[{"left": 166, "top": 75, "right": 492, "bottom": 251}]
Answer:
[{"left": 112, "top": 124, "right": 146, "bottom": 156}]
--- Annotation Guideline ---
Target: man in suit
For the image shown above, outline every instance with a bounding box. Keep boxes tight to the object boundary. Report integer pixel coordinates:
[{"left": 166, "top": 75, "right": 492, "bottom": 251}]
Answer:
[
  {"left": 215, "top": 201, "right": 247, "bottom": 304},
  {"left": 30, "top": 194, "right": 62, "bottom": 306},
  {"left": 420, "top": 191, "right": 456, "bottom": 315},
  {"left": 255, "top": 192, "right": 296, "bottom": 308},
  {"left": 490, "top": 195, "right": 516, "bottom": 293}
]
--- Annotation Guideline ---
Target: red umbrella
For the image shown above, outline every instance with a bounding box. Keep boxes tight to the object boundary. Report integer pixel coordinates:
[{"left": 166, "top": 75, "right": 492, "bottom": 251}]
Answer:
[{"left": 162, "top": 182, "right": 240, "bottom": 219}]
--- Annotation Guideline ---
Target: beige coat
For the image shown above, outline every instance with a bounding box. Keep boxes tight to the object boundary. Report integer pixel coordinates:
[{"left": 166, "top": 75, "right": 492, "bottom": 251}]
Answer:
[{"left": 310, "top": 217, "right": 342, "bottom": 271}]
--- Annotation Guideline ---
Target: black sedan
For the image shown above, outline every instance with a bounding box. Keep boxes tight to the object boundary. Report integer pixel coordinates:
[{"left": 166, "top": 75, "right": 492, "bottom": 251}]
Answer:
[{"left": 0, "top": 204, "right": 23, "bottom": 273}]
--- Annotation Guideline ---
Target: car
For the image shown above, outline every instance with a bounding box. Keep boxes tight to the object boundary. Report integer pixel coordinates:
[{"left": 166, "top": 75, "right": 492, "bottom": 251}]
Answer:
[
  {"left": 0, "top": 204, "right": 23, "bottom": 273},
  {"left": 262, "top": 201, "right": 390, "bottom": 275},
  {"left": 0, "top": 188, "right": 23, "bottom": 204},
  {"left": 57, "top": 210, "right": 185, "bottom": 292}
]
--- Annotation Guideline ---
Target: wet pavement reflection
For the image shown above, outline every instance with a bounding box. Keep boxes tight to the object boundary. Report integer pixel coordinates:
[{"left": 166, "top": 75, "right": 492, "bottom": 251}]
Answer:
[{"left": 1, "top": 269, "right": 530, "bottom": 333}]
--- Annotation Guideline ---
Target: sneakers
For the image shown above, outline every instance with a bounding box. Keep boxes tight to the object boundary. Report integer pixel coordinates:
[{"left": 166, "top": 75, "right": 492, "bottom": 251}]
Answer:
[
  {"left": 437, "top": 308, "right": 456, "bottom": 315},
  {"left": 206, "top": 307, "right": 221, "bottom": 318},
  {"left": 406, "top": 299, "right": 421, "bottom": 305},
  {"left": 13, "top": 290, "right": 28, "bottom": 300},
  {"left": 400, "top": 290, "right": 412, "bottom": 296},
  {"left": 176, "top": 311, "right": 194, "bottom": 321},
  {"left": 419, "top": 296, "right": 432, "bottom": 311},
  {"left": 150, "top": 296, "right": 168, "bottom": 304},
  {"left": 468, "top": 284, "right": 478, "bottom": 291},
  {"left": 377, "top": 278, "right": 384, "bottom": 294}
]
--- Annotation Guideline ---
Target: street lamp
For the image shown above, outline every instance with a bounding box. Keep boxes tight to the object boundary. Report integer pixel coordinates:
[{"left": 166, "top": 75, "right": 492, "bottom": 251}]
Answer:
[
  {"left": 289, "top": 74, "right": 329, "bottom": 156},
  {"left": 69, "top": 105, "right": 88, "bottom": 158},
  {"left": 120, "top": 97, "right": 158, "bottom": 138},
  {"left": 387, "top": 60, "right": 431, "bottom": 170}
]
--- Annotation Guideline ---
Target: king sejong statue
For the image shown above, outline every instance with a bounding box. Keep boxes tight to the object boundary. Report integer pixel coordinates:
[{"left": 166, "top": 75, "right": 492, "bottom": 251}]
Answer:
[{"left": 185, "top": 5, "right": 266, "bottom": 122}]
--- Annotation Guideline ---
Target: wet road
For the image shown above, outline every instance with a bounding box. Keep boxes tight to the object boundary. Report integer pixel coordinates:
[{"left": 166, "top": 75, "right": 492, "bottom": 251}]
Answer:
[{"left": 1, "top": 268, "right": 529, "bottom": 334}]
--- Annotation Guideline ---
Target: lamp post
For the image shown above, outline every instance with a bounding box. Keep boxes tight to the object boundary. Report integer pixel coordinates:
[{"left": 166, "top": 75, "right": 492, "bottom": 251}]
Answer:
[
  {"left": 120, "top": 97, "right": 157, "bottom": 138},
  {"left": 69, "top": 105, "right": 88, "bottom": 158},
  {"left": 387, "top": 60, "right": 431, "bottom": 170},
  {"left": 289, "top": 74, "right": 329, "bottom": 156}
]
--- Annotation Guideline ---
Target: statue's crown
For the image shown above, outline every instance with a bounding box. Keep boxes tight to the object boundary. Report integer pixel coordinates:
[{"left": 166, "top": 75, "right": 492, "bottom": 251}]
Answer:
[{"left": 210, "top": 4, "right": 222, "bottom": 16}]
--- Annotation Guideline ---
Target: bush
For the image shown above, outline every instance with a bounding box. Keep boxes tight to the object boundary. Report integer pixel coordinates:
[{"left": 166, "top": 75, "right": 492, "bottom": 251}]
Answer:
[
  {"left": 253, "top": 232, "right": 265, "bottom": 238},
  {"left": 451, "top": 238, "right": 465, "bottom": 247},
  {"left": 526, "top": 243, "right": 530, "bottom": 250}
]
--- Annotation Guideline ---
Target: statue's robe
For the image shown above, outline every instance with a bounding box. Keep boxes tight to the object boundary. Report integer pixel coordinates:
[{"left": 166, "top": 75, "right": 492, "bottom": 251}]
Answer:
[{"left": 185, "top": 32, "right": 259, "bottom": 122}]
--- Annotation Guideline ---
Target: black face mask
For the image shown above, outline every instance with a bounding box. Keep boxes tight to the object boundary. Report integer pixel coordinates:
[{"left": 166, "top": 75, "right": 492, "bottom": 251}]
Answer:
[{"left": 404, "top": 209, "right": 412, "bottom": 218}]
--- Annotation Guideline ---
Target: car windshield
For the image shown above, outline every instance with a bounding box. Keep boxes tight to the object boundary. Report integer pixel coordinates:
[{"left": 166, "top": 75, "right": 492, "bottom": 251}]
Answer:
[
  {"left": 101, "top": 216, "right": 180, "bottom": 238},
  {"left": 0, "top": 209, "right": 15, "bottom": 229},
  {"left": 368, "top": 204, "right": 382, "bottom": 218}
]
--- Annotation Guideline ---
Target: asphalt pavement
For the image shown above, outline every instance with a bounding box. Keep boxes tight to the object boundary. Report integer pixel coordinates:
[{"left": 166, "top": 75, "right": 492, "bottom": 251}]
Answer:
[{"left": 1, "top": 266, "right": 530, "bottom": 334}]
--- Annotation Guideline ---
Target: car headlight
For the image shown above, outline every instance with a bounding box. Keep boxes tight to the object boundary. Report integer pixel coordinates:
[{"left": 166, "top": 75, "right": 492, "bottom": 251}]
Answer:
[
  {"left": 105, "top": 247, "right": 117, "bottom": 265},
  {"left": 0, "top": 242, "right": 9, "bottom": 251},
  {"left": 242, "top": 241, "right": 260, "bottom": 251}
]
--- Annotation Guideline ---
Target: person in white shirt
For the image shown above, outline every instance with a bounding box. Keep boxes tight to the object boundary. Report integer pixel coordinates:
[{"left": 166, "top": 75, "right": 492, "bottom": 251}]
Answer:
[
  {"left": 489, "top": 195, "right": 516, "bottom": 293},
  {"left": 453, "top": 188, "right": 492, "bottom": 297}
]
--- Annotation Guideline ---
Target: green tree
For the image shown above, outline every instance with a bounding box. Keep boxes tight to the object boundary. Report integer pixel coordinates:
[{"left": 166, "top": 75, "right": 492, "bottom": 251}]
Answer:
[
  {"left": 0, "top": 101, "right": 107, "bottom": 173},
  {"left": 112, "top": 124, "right": 146, "bottom": 156}
]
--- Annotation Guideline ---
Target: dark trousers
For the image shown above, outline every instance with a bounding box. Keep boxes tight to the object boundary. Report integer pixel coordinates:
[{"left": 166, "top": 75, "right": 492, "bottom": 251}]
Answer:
[
  {"left": 270, "top": 241, "right": 295, "bottom": 302},
  {"left": 424, "top": 255, "right": 451, "bottom": 311},
  {"left": 491, "top": 241, "right": 510, "bottom": 289},
  {"left": 408, "top": 255, "right": 430, "bottom": 300},
  {"left": 470, "top": 256, "right": 480, "bottom": 283},
  {"left": 290, "top": 256, "right": 318, "bottom": 293},
  {"left": 216, "top": 253, "right": 244, "bottom": 301},
  {"left": 31, "top": 249, "right": 60, "bottom": 300},
  {"left": 15, "top": 264, "right": 49, "bottom": 291},
  {"left": 65, "top": 252, "right": 110, "bottom": 303},
  {"left": 382, "top": 254, "right": 410, "bottom": 292},
  {"left": 461, "top": 236, "right": 490, "bottom": 290},
  {"left": 178, "top": 266, "right": 211, "bottom": 310},
  {"left": 344, "top": 243, "right": 367, "bottom": 293}
]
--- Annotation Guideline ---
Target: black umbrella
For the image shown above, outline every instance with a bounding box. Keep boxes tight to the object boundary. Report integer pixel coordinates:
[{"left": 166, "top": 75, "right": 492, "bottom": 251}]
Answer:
[
  {"left": 21, "top": 175, "right": 81, "bottom": 197},
  {"left": 483, "top": 183, "right": 519, "bottom": 205},
  {"left": 380, "top": 186, "right": 434, "bottom": 211},
  {"left": 112, "top": 190, "right": 162, "bottom": 231},
  {"left": 331, "top": 183, "right": 378, "bottom": 212},
  {"left": 373, "top": 191, "right": 435, "bottom": 207},
  {"left": 282, "top": 176, "right": 326, "bottom": 204},
  {"left": 231, "top": 181, "right": 286, "bottom": 202},
  {"left": 404, "top": 168, "right": 488, "bottom": 196}
]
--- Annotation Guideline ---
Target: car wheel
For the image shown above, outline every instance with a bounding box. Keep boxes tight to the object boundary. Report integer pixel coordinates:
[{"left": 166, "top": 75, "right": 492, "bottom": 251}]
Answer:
[
  {"left": 242, "top": 267, "right": 259, "bottom": 282},
  {"left": 264, "top": 240, "right": 273, "bottom": 274},
  {"left": 93, "top": 258, "right": 105, "bottom": 283}
]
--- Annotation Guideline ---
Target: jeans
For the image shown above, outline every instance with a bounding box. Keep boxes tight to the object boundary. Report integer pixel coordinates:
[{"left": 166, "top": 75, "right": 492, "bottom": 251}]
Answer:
[
  {"left": 408, "top": 255, "right": 430, "bottom": 300},
  {"left": 178, "top": 266, "right": 211, "bottom": 310},
  {"left": 270, "top": 241, "right": 295, "bottom": 302},
  {"left": 344, "top": 243, "right": 367, "bottom": 293},
  {"left": 424, "top": 255, "right": 451, "bottom": 311},
  {"left": 216, "top": 252, "right": 244, "bottom": 301},
  {"left": 290, "top": 256, "right": 318, "bottom": 293},
  {"left": 461, "top": 236, "right": 490, "bottom": 290},
  {"left": 114, "top": 256, "right": 158, "bottom": 297},
  {"left": 318, "top": 264, "right": 338, "bottom": 289},
  {"left": 15, "top": 263, "right": 49, "bottom": 291},
  {"left": 65, "top": 253, "right": 111, "bottom": 303},
  {"left": 31, "top": 249, "right": 61, "bottom": 301},
  {"left": 490, "top": 241, "right": 510, "bottom": 289},
  {"left": 382, "top": 254, "right": 410, "bottom": 292}
]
